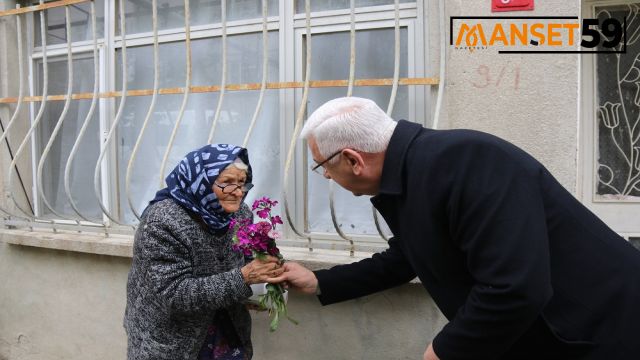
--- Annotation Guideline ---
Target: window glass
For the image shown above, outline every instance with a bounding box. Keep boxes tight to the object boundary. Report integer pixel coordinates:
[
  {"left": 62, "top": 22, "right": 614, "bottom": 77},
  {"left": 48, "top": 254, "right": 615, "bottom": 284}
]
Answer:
[
  {"left": 35, "top": 56, "right": 101, "bottom": 219},
  {"left": 35, "top": 0, "right": 105, "bottom": 46},
  {"left": 296, "top": 0, "right": 413, "bottom": 13},
  {"left": 305, "top": 28, "right": 407, "bottom": 236},
  {"left": 116, "top": 32, "right": 280, "bottom": 222},
  {"left": 594, "top": 5, "right": 640, "bottom": 200},
  {"left": 117, "top": 0, "right": 278, "bottom": 35}
]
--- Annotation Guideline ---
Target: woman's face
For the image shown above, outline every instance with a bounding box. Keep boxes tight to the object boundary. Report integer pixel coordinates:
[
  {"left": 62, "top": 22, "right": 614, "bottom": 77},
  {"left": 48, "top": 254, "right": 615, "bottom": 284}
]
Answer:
[{"left": 213, "top": 166, "right": 248, "bottom": 213}]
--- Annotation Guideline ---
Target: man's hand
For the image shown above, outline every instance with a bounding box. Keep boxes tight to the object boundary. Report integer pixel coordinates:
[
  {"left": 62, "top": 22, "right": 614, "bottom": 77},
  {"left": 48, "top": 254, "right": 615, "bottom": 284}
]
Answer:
[
  {"left": 423, "top": 343, "right": 440, "bottom": 360},
  {"left": 266, "top": 262, "right": 318, "bottom": 295}
]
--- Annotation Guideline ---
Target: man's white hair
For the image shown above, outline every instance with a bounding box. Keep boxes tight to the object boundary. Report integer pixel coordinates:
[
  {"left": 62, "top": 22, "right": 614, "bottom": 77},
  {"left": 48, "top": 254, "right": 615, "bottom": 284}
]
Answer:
[{"left": 300, "top": 97, "right": 397, "bottom": 162}]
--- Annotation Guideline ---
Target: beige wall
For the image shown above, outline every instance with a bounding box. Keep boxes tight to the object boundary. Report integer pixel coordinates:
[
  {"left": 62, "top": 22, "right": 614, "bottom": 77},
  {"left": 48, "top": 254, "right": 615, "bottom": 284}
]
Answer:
[
  {"left": 0, "top": 242, "right": 447, "bottom": 360},
  {"left": 443, "top": 0, "right": 581, "bottom": 191},
  {"left": 0, "top": 243, "right": 129, "bottom": 360}
]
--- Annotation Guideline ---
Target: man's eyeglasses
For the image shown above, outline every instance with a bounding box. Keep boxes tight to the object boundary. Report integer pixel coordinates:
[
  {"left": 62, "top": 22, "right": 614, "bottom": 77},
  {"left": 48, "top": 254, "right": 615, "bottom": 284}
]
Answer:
[
  {"left": 310, "top": 149, "right": 343, "bottom": 175},
  {"left": 214, "top": 182, "right": 254, "bottom": 194}
]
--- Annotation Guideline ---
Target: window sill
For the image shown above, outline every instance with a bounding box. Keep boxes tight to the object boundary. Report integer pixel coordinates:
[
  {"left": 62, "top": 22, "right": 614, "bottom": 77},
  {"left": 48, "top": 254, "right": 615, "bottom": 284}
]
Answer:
[
  {"left": 0, "top": 228, "right": 392, "bottom": 272},
  {"left": 0, "top": 228, "right": 422, "bottom": 283},
  {"left": 0, "top": 228, "right": 134, "bottom": 258}
]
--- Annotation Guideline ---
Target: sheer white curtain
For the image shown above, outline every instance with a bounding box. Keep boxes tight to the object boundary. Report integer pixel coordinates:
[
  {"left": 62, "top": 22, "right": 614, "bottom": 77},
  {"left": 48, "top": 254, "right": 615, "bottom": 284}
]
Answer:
[
  {"left": 117, "top": 32, "right": 280, "bottom": 223},
  {"left": 36, "top": 57, "right": 101, "bottom": 219}
]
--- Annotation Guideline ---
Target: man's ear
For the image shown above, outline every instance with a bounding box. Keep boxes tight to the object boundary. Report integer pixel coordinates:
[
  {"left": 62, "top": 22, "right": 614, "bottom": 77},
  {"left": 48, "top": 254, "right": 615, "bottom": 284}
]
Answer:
[{"left": 342, "top": 149, "right": 364, "bottom": 175}]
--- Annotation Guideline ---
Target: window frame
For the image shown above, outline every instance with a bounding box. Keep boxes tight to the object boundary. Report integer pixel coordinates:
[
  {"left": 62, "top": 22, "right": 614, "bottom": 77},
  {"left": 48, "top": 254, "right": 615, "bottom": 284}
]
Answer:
[
  {"left": 581, "top": 0, "right": 640, "bottom": 236},
  {"left": 23, "top": 0, "right": 428, "bottom": 250}
]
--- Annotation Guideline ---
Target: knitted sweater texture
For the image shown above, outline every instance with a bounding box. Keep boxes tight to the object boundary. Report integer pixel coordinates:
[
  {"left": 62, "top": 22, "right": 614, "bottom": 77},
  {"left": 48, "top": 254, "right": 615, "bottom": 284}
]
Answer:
[{"left": 124, "top": 199, "right": 254, "bottom": 360}]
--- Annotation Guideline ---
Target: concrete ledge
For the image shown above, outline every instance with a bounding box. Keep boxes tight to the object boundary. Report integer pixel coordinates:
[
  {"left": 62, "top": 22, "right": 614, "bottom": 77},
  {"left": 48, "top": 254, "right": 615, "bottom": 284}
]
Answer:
[
  {"left": 0, "top": 228, "right": 368, "bottom": 264},
  {"left": 279, "top": 246, "right": 373, "bottom": 270},
  {"left": 0, "top": 228, "right": 421, "bottom": 283},
  {"left": 0, "top": 228, "right": 134, "bottom": 257}
]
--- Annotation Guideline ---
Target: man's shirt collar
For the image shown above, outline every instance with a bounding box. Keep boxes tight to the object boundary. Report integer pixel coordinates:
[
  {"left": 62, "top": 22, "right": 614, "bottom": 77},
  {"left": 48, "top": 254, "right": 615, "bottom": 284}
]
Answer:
[{"left": 377, "top": 120, "right": 423, "bottom": 196}]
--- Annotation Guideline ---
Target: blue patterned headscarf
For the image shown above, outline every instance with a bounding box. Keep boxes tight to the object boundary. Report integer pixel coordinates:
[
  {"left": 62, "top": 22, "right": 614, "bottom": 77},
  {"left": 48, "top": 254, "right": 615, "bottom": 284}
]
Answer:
[{"left": 150, "top": 144, "right": 252, "bottom": 231}]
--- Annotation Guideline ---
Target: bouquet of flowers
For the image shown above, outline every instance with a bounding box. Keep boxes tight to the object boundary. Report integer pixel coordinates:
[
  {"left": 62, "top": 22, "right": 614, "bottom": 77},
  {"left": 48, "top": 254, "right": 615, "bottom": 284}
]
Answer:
[{"left": 230, "top": 197, "right": 297, "bottom": 331}]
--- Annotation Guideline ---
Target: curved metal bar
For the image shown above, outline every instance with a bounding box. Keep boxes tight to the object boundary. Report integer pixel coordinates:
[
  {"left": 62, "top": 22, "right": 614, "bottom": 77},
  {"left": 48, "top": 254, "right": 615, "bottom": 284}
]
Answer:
[
  {"left": 283, "top": 0, "right": 312, "bottom": 246},
  {"left": 432, "top": 0, "right": 446, "bottom": 130},
  {"left": 0, "top": 10, "right": 28, "bottom": 219},
  {"left": 242, "top": 0, "right": 269, "bottom": 148},
  {"left": 94, "top": 0, "right": 130, "bottom": 225},
  {"left": 36, "top": 5, "right": 75, "bottom": 221},
  {"left": 206, "top": 0, "right": 227, "bottom": 144},
  {"left": 371, "top": 206, "right": 389, "bottom": 241},
  {"left": 386, "top": 0, "right": 401, "bottom": 116},
  {"left": 63, "top": 0, "right": 100, "bottom": 223},
  {"left": 328, "top": 180, "right": 355, "bottom": 255},
  {"left": 370, "top": 0, "right": 402, "bottom": 243},
  {"left": 347, "top": 0, "right": 356, "bottom": 97},
  {"left": 326, "top": 0, "right": 358, "bottom": 254},
  {"left": 123, "top": 0, "right": 160, "bottom": 222},
  {"left": 158, "top": 0, "right": 192, "bottom": 187},
  {"left": 8, "top": 2, "right": 50, "bottom": 219}
]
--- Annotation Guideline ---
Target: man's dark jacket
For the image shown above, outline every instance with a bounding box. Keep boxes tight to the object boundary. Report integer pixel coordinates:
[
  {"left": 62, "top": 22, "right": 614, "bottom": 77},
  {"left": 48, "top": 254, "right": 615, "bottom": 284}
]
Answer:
[{"left": 314, "top": 120, "right": 640, "bottom": 360}]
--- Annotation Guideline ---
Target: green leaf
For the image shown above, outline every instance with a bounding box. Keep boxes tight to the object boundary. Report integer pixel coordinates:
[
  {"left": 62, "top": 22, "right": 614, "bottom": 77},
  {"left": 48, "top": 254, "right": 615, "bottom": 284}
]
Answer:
[{"left": 257, "top": 286, "right": 298, "bottom": 331}]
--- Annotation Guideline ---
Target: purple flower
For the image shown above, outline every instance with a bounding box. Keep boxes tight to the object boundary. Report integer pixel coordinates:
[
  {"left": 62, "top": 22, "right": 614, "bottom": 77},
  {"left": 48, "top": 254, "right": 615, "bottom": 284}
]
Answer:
[
  {"left": 256, "top": 221, "right": 272, "bottom": 233},
  {"left": 256, "top": 209, "right": 270, "bottom": 219},
  {"left": 232, "top": 197, "right": 285, "bottom": 272},
  {"left": 229, "top": 196, "right": 295, "bottom": 331}
]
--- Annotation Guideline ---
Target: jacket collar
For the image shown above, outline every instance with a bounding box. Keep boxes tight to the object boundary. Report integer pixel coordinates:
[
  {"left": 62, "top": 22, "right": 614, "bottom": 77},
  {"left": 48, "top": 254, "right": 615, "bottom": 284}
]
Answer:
[{"left": 377, "top": 120, "right": 423, "bottom": 196}]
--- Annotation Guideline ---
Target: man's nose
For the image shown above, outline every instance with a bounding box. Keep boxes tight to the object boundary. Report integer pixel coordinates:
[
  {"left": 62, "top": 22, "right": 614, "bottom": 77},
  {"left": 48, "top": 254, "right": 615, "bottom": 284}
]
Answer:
[{"left": 323, "top": 169, "right": 331, "bottom": 179}]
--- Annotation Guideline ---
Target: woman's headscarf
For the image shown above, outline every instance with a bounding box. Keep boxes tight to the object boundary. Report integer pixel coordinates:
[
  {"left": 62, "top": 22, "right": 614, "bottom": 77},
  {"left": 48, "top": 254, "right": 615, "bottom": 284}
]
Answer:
[{"left": 150, "top": 144, "right": 252, "bottom": 231}]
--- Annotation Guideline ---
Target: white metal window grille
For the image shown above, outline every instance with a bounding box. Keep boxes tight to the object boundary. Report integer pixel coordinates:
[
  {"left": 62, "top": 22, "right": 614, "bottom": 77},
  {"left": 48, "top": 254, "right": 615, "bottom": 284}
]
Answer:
[
  {"left": 0, "top": 0, "right": 440, "bottom": 256},
  {"left": 581, "top": 1, "right": 640, "bottom": 236}
]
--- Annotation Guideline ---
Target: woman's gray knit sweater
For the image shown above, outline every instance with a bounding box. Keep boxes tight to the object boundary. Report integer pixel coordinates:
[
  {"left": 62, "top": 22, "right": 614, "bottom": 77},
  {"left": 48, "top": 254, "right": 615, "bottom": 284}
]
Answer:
[{"left": 124, "top": 199, "right": 254, "bottom": 360}]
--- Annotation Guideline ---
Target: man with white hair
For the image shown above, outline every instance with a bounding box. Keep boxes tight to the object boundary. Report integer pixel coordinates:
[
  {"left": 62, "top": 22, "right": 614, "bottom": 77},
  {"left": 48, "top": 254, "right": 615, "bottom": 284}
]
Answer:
[{"left": 269, "top": 97, "right": 640, "bottom": 360}]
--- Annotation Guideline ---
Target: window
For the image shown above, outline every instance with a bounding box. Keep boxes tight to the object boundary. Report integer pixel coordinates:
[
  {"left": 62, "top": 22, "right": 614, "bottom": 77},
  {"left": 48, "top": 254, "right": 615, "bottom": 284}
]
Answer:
[
  {"left": 35, "top": 55, "right": 102, "bottom": 220},
  {"left": 304, "top": 28, "right": 408, "bottom": 238},
  {"left": 581, "top": 1, "right": 640, "bottom": 235},
  {"left": 294, "top": 0, "right": 413, "bottom": 13},
  {"left": 3, "top": 0, "right": 431, "bottom": 252},
  {"left": 115, "top": 32, "right": 280, "bottom": 223}
]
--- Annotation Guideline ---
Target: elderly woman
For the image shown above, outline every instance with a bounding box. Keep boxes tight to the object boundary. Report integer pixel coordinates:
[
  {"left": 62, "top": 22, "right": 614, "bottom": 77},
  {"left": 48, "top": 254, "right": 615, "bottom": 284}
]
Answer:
[{"left": 124, "top": 144, "right": 283, "bottom": 360}]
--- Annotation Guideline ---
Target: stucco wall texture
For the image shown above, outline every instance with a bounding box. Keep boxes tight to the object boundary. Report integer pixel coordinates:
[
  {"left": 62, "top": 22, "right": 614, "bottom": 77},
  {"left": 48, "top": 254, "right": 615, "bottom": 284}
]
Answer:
[
  {"left": 444, "top": 0, "right": 580, "bottom": 191},
  {"left": 0, "top": 243, "right": 447, "bottom": 360}
]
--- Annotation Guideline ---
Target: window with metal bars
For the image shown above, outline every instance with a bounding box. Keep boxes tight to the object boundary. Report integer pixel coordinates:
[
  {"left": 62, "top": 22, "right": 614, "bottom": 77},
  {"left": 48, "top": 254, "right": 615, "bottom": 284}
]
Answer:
[{"left": 0, "top": 0, "right": 436, "bottom": 254}]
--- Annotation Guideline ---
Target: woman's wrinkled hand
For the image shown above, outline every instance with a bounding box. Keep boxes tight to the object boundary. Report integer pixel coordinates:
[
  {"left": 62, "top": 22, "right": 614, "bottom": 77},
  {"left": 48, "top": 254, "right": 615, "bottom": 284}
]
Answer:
[{"left": 241, "top": 256, "right": 284, "bottom": 285}]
